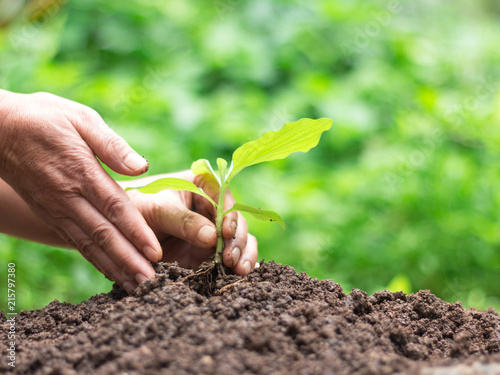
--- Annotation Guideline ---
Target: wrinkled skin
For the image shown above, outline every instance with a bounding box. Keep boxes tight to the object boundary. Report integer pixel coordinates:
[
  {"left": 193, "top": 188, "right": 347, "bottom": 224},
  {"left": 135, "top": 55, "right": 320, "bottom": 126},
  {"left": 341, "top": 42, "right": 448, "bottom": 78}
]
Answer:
[
  {"left": 124, "top": 171, "right": 258, "bottom": 291},
  {"left": 0, "top": 90, "right": 257, "bottom": 292},
  {"left": 0, "top": 90, "right": 162, "bottom": 290}
]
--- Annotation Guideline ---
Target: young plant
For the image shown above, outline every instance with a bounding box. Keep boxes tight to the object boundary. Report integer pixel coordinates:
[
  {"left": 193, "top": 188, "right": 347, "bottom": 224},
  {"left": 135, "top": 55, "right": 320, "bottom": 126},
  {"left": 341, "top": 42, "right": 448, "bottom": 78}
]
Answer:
[{"left": 128, "top": 118, "right": 332, "bottom": 263}]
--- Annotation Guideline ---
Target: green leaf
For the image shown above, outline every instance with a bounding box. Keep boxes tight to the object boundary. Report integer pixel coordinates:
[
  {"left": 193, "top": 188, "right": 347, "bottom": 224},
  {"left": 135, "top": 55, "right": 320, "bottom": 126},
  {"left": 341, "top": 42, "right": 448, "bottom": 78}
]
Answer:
[
  {"left": 191, "top": 159, "right": 220, "bottom": 184},
  {"left": 228, "top": 118, "right": 332, "bottom": 182},
  {"left": 224, "top": 203, "right": 285, "bottom": 229},
  {"left": 217, "top": 157, "right": 228, "bottom": 183},
  {"left": 125, "top": 178, "right": 218, "bottom": 208}
]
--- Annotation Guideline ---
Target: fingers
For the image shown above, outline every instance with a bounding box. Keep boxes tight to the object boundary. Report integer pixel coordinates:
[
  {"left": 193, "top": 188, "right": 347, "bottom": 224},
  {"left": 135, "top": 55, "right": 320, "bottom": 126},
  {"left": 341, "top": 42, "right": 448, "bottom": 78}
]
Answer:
[
  {"left": 0, "top": 91, "right": 160, "bottom": 294},
  {"left": 192, "top": 174, "right": 219, "bottom": 219},
  {"left": 192, "top": 173, "right": 256, "bottom": 275},
  {"left": 82, "top": 165, "right": 163, "bottom": 263},
  {"left": 61, "top": 199, "right": 156, "bottom": 292},
  {"left": 222, "top": 188, "right": 238, "bottom": 239},
  {"left": 61, "top": 99, "right": 164, "bottom": 279},
  {"left": 222, "top": 212, "right": 258, "bottom": 276},
  {"left": 70, "top": 103, "right": 149, "bottom": 176},
  {"left": 192, "top": 174, "right": 238, "bottom": 239},
  {"left": 55, "top": 218, "right": 141, "bottom": 293},
  {"left": 135, "top": 192, "right": 218, "bottom": 249},
  {"left": 160, "top": 236, "right": 214, "bottom": 270},
  {"left": 129, "top": 171, "right": 257, "bottom": 277}
]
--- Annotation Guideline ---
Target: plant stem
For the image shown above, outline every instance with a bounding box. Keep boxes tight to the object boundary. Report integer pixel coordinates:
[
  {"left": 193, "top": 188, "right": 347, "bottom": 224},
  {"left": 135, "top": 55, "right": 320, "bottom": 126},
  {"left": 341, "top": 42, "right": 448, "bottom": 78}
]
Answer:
[{"left": 214, "top": 183, "right": 227, "bottom": 263}]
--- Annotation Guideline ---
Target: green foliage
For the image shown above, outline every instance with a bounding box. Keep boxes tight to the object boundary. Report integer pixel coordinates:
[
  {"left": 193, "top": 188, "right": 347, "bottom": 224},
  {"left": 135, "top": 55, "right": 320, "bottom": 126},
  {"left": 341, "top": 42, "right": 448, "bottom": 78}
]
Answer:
[
  {"left": 228, "top": 118, "right": 333, "bottom": 181},
  {"left": 0, "top": 0, "right": 499, "bottom": 311},
  {"left": 127, "top": 177, "right": 217, "bottom": 207},
  {"left": 129, "top": 118, "right": 330, "bottom": 260},
  {"left": 225, "top": 203, "right": 286, "bottom": 231}
]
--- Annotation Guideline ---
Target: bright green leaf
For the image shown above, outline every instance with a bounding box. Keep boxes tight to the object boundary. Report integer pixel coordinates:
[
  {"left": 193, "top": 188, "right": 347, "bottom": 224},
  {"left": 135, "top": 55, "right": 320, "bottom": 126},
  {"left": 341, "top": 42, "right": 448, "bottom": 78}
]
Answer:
[
  {"left": 224, "top": 203, "right": 286, "bottom": 229},
  {"left": 126, "top": 178, "right": 218, "bottom": 208},
  {"left": 191, "top": 159, "right": 214, "bottom": 175},
  {"left": 217, "top": 157, "right": 228, "bottom": 183},
  {"left": 228, "top": 118, "right": 332, "bottom": 182},
  {"left": 191, "top": 159, "right": 219, "bottom": 184}
]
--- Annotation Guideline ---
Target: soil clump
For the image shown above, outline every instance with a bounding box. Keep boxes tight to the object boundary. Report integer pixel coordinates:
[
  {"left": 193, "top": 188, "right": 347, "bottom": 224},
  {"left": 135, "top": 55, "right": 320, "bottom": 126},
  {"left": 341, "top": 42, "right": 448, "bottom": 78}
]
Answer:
[{"left": 1, "top": 261, "right": 499, "bottom": 374}]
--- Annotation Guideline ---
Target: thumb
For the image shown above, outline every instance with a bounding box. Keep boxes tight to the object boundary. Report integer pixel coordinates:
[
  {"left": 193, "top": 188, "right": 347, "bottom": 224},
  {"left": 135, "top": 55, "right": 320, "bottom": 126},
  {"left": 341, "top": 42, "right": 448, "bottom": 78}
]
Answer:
[
  {"left": 151, "top": 201, "right": 218, "bottom": 248},
  {"left": 76, "top": 108, "right": 149, "bottom": 176}
]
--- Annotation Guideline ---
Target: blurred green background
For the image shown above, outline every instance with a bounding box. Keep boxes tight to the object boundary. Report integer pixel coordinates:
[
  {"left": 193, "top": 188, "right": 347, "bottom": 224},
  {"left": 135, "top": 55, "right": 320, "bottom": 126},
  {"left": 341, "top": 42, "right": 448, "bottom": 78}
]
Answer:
[{"left": 1, "top": 0, "right": 499, "bottom": 311}]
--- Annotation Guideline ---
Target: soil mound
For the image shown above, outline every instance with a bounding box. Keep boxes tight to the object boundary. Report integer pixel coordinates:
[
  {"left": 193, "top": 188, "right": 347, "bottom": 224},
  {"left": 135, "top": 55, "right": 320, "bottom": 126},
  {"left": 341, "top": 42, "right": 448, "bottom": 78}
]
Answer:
[{"left": 1, "top": 261, "right": 499, "bottom": 374}]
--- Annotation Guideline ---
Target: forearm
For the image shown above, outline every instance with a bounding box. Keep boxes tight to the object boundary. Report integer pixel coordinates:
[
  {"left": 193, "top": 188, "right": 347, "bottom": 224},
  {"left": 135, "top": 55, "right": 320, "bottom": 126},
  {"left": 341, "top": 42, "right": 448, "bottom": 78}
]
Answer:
[{"left": 0, "top": 178, "right": 68, "bottom": 247}]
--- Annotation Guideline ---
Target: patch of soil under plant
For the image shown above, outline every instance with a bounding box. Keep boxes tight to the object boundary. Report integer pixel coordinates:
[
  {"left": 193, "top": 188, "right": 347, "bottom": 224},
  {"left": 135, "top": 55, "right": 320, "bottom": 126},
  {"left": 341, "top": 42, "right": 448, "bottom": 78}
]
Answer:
[{"left": 1, "top": 261, "right": 499, "bottom": 375}]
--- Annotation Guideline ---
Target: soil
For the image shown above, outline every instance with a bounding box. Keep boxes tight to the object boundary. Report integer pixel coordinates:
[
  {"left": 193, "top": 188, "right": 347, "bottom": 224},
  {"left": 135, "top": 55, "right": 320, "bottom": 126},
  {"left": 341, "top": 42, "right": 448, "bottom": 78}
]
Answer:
[{"left": 1, "top": 261, "right": 500, "bottom": 375}]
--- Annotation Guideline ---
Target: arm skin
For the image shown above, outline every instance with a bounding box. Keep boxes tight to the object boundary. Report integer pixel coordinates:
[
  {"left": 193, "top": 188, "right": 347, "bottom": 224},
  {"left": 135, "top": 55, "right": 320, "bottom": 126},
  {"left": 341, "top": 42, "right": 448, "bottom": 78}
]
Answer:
[
  {"left": 0, "top": 90, "right": 257, "bottom": 292},
  {"left": 0, "top": 177, "right": 67, "bottom": 247},
  {"left": 0, "top": 89, "right": 162, "bottom": 292},
  {"left": 1, "top": 0, "right": 259, "bottom": 289}
]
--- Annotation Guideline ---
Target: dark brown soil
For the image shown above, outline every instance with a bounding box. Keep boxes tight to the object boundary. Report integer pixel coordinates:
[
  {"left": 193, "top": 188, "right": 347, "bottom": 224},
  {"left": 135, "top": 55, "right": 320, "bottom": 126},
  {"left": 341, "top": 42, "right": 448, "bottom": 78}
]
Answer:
[{"left": 1, "top": 261, "right": 500, "bottom": 375}]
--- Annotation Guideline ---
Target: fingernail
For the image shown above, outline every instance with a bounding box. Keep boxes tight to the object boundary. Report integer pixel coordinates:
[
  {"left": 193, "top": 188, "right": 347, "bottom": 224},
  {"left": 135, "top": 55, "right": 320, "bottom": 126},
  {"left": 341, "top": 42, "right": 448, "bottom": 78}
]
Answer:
[
  {"left": 243, "top": 260, "right": 251, "bottom": 275},
  {"left": 135, "top": 273, "right": 149, "bottom": 284},
  {"left": 255, "top": 262, "right": 260, "bottom": 269},
  {"left": 124, "top": 152, "right": 148, "bottom": 173},
  {"left": 123, "top": 281, "right": 136, "bottom": 293},
  {"left": 143, "top": 245, "right": 159, "bottom": 262},
  {"left": 231, "top": 247, "right": 241, "bottom": 267},
  {"left": 142, "top": 156, "right": 149, "bottom": 173},
  {"left": 198, "top": 225, "right": 216, "bottom": 244},
  {"left": 231, "top": 220, "right": 237, "bottom": 237}
]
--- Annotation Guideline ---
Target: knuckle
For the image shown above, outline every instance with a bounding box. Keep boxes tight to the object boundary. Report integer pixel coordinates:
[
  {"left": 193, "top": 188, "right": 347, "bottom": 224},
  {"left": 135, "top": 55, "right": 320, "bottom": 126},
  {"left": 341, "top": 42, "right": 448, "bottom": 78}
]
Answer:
[
  {"left": 228, "top": 211, "right": 238, "bottom": 222},
  {"left": 102, "top": 196, "right": 127, "bottom": 224},
  {"left": 102, "top": 135, "right": 127, "bottom": 157},
  {"left": 31, "top": 91, "right": 52, "bottom": 101},
  {"left": 29, "top": 92, "right": 43, "bottom": 102},
  {"left": 75, "top": 237, "right": 96, "bottom": 259},
  {"left": 80, "top": 162, "right": 106, "bottom": 185},
  {"left": 79, "top": 105, "right": 102, "bottom": 125},
  {"left": 75, "top": 104, "right": 109, "bottom": 133},
  {"left": 92, "top": 224, "right": 115, "bottom": 251},
  {"left": 180, "top": 211, "right": 195, "bottom": 239}
]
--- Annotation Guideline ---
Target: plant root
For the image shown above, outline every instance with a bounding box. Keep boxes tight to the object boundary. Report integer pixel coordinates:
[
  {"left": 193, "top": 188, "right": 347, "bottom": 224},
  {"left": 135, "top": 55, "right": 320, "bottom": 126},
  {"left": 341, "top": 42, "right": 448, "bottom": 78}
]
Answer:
[
  {"left": 215, "top": 278, "right": 248, "bottom": 295},
  {"left": 166, "top": 282, "right": 185, "bottom": 287},
  {"left": 178, "top": 264, "right": 216, "bottom": 284},
  {"left": 162, "top": 260, "right": 242, "bottom": 297}
]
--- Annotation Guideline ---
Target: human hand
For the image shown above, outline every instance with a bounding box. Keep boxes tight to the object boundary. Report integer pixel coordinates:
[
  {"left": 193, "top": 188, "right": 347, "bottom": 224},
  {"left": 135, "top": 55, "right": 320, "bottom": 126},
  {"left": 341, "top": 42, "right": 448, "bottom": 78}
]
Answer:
[
  {"left": 0, "top": 90, "right": 162, "bottom": 292},
  {"left": 123, "top": 170, "right": 258, "bottom": 277}
]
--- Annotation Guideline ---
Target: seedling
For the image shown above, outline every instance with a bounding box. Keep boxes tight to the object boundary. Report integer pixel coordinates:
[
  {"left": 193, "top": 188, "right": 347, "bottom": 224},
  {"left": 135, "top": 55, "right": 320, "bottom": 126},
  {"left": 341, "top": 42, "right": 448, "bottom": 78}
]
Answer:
[{"left": 128, "top": 118, "right": 332, "bottom": 263}]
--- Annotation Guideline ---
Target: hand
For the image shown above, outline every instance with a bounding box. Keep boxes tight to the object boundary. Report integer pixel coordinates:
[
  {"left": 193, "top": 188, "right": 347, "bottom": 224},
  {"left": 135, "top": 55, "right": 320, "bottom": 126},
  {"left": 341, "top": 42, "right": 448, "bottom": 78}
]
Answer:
[
  {"left": 0, "top": 90, "right": 162, "bottom": 292},
  {"left": 123, "top": 170, "right": 258, "bottom": 278}
]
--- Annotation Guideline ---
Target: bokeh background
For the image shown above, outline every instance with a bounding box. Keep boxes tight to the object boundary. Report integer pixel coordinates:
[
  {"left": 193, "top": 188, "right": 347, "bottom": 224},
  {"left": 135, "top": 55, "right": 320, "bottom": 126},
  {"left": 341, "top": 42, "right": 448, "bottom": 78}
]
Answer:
[{"left": 1, "top": 0, "right": 499, "bottom": 311}]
